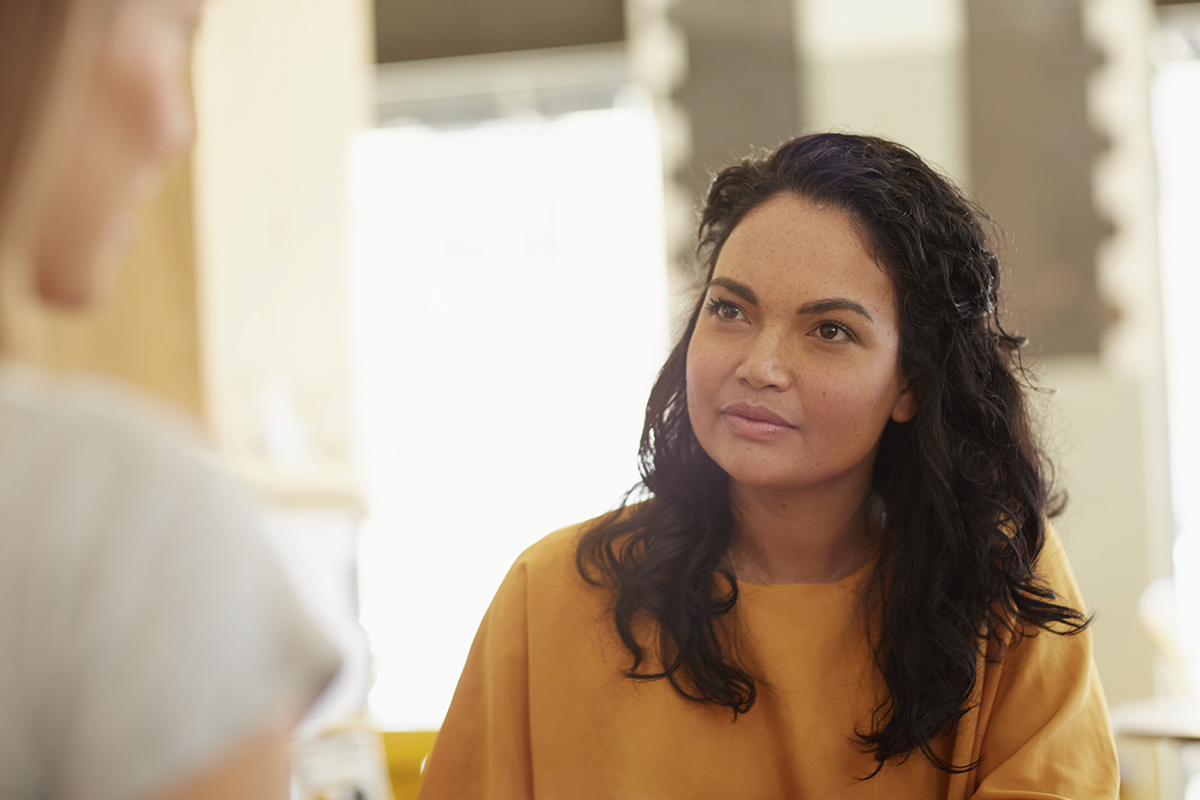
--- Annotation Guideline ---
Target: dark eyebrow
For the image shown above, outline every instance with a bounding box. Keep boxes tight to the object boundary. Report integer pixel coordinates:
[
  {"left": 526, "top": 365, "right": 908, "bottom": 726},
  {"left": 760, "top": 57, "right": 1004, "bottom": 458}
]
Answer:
[
  {"left": 708, "top": 278, "right": 875, "bottom": 324},
  {"left": 706, "top": 277, "right": 758, "bottom": 306},
  {"left": 797, "top": 298, "right": 874, "bottom": 323}
]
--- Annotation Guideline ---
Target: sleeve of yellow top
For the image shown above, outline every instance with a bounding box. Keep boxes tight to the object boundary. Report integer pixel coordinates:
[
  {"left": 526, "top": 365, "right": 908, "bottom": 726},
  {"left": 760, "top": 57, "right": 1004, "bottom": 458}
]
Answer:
[
  {"left": 418, "top": 557, "right": 536, "bottom": 800},
  {"left": 969, "top": 529, "right": 1120, "bottom": 799}
]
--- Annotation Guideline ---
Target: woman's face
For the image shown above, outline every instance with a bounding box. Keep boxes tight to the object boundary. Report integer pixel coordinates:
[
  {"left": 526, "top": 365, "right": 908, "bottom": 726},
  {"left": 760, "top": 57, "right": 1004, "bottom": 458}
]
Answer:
[
  {"left": 685, "top": 193, "right": 916, "bottom": 498},
  {"left": 31, "top": 0, "right": 204, "bottom": 307}
]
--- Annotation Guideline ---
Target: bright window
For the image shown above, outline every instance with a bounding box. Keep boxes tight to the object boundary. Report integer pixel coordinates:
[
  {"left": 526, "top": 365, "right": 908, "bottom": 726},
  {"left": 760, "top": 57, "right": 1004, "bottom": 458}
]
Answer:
[
  {"left": 349, "top": 92, "right": 670, "bottom": 728},
  {"left": 1153, "top": 19, "right": 1200, "bottom": 688}
]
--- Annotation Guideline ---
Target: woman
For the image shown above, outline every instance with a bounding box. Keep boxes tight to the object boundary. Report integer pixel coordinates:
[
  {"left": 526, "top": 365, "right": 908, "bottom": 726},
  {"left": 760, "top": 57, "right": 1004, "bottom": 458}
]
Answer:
[
  {"left": 0, "top": 1, "right": 340, "bottom": 798},
  {"left": 419, "top": 134, "right": 1119, "bottom": 798}
]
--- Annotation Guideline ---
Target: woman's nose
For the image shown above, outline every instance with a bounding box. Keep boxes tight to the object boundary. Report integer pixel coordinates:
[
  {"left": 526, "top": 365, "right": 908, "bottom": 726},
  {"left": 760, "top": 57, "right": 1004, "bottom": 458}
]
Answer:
[{"left": 734, "top": 330, "right": 791, "bottom": 391}]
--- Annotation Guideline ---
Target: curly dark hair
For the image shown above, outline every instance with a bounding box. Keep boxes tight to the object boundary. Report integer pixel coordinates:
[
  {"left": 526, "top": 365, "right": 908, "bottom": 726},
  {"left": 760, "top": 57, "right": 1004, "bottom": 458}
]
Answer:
[{"left": 576, "top": 132, "right": 1088, "bottom": 774}]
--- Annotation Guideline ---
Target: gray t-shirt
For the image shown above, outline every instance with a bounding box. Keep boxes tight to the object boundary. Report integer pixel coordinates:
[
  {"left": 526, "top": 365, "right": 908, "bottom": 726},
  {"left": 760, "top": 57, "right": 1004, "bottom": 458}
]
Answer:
[{"left": 0, "top": 366, "right": 342, "bottom": 800}]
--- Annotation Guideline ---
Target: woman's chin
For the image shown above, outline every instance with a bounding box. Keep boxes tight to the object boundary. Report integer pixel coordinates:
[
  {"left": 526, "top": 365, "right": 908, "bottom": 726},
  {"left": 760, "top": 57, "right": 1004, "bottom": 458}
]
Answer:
[
  {"left": 34, "top": 220, "right": 134, "bottom": 310},
  {"left": 34, "top": 252, "right": 119, "bottom": 311}
]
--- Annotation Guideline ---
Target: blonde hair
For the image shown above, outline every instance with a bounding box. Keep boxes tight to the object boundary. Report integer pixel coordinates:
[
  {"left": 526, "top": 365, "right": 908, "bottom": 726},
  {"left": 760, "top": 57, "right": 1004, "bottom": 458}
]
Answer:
[
  {"left": 0, "top": 0, "right": 107, "bottom": 258},
  {"left": 0, "top": 0, "right": 111, "bottom": 353}
]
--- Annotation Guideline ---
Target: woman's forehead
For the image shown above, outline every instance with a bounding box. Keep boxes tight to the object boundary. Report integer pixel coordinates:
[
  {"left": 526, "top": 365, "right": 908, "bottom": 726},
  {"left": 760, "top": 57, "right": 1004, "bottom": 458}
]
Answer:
[{"left": 712, "top": 195, "right": 896, "bottom": 310}]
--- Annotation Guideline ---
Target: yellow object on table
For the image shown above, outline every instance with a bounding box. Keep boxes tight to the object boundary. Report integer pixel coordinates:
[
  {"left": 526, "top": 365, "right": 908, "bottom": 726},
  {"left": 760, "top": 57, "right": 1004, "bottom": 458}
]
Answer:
[{"left": 381, "top": 731, "right": 438, "bottom": 800}]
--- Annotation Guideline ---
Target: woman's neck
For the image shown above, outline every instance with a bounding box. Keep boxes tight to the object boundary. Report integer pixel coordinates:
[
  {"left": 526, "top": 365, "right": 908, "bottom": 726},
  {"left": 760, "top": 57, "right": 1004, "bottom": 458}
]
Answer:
[{"left": 727, "top": 479, "right": 879, "bottom": 584}]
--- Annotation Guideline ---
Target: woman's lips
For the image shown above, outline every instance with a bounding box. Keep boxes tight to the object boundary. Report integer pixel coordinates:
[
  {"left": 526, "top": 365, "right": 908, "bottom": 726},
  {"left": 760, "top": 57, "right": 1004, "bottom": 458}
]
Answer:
[{"left": 721, "top": 402, "right": 795, "bottom": 440}]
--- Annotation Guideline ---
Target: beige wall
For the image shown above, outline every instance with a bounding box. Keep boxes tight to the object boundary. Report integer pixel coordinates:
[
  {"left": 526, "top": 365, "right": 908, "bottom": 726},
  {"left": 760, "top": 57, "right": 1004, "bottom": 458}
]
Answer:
[{"left": 191, "top": 0, "right": 371, "bottom": 508}]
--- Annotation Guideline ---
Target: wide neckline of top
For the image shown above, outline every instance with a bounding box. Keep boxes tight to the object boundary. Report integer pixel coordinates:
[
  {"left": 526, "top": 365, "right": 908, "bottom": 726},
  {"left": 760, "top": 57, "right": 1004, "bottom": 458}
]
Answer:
[{"left": 735, "top": 556, "right": 875, "bottom": 589}]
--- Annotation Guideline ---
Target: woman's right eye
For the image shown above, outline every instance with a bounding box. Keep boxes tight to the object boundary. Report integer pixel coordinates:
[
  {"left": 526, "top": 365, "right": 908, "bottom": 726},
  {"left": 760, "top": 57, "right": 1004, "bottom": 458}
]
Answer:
[{"left": 704, "top": 297, "right": 744, "bottom": 321}]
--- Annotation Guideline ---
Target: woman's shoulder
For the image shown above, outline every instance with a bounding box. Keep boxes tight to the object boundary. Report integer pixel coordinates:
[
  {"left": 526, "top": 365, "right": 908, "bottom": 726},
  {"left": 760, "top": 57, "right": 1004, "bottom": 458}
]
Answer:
[
  {"left": 493, "top": 503, "right": 652, "bottom": 611},
  {"left": 0, "top": 364, "right": 257, "bottom": 565},
  {"left": 1032, "top": 522, "right": 1089, "bottom": 613},
  {"left": 0, "top": 363, "right": 222, "bottom": 491},
  {"left": 0, "top": 366, "right": 340, "bottom": 800},
  {"left": 0, "top": 361, "right": 204, "bottom": 443},
  {"left": 511, "top": 501, "right": 648, "bottom": 576},
  {"left": 510, "top": 511, "right": 608, "bottom": 577}
]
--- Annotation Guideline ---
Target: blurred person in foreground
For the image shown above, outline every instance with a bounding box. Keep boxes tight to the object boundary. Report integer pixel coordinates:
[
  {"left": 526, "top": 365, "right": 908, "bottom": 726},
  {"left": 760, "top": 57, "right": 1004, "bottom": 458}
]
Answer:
[
  {"left": 0, "top": 2, "right": 340, "bottom": 798},
  {"left": 419, "top": 134, "right": 1119, "bottom": 799}
]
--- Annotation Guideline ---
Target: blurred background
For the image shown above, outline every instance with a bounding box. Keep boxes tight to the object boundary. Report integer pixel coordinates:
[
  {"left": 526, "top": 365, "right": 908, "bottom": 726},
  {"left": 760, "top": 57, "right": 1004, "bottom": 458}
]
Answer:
[{"left": 20, "top": 0, "right": 1200, "bottom": 796}]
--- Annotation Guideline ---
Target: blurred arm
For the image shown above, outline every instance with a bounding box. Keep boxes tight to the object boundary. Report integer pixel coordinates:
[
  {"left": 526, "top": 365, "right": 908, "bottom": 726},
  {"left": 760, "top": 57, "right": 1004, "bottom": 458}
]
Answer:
[{"left": 152, "top": 723, "right": 291, "bottom": 800}]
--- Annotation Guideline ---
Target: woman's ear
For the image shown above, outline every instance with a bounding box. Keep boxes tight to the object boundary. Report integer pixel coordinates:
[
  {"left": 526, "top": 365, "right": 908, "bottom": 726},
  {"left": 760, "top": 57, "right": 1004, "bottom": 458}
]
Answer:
[{"left": 890, "top": 380, "right": 917, "bottom": 424}]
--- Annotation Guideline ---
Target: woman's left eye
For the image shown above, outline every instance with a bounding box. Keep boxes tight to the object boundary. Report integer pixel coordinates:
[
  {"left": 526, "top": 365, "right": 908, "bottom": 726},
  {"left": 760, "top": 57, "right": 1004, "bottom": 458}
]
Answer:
[{"left": 813, "top": 322, "right": 852, "bottom": 342}]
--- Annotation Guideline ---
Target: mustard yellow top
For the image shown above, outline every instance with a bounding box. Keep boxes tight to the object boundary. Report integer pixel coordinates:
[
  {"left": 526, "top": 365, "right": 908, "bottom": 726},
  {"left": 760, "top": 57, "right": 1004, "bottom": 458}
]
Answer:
[{"left": 419, "top": 517, "right": 1118, "bottom": 800}]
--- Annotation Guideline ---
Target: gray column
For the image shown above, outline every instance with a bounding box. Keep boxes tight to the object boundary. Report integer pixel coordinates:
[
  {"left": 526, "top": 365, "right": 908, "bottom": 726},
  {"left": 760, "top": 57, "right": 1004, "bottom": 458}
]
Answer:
[
  {"left": 966, "top": 0, "right": 1110, "bottom": 356},
  {"left": 667, "top": 0, "right": 803, "bottom": 272}
]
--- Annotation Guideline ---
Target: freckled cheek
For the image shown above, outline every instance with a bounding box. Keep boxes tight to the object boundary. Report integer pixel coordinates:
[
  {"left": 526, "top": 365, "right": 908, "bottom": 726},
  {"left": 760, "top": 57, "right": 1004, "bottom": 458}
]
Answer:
[
  {"left": 684, "top": 349, "right": 706, "bottom": 423},
  {"left": 686, "top": 338, "right": 737, "bottom": 398},
  {"left": 819, "top": 380, "right": 898, "bottom": 443},
  {"left": 685, "top": 343, "right": 728, "bottom": 434}
]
